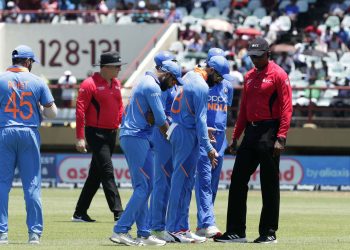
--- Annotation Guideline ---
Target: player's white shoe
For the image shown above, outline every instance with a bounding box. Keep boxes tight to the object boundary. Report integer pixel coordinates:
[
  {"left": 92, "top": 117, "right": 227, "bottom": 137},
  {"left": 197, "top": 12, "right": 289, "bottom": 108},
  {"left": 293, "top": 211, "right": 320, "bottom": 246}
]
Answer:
[
  {"left": 0, "top": 233, "right": 8, "bottom": 244},
  {"left": 151, "top": 230, "right": 176, "bottom": 242},
  {"left": 110, "top": 232, "right": 139, "bottom": 246},
  {"left": 196, "top": 226, "right": 222, "bottom": 238},
  {"left": 169, "top": 231, "right": 194, "bottom": 243},
  {"left": 185, "top": 231, "right": 206, "bottom": 243},
  {"left": 137, "top": 235, "right": 166, "bottom": 246},
  {"left": 28, "top": 233, "right": 40, "bottom": 244}
]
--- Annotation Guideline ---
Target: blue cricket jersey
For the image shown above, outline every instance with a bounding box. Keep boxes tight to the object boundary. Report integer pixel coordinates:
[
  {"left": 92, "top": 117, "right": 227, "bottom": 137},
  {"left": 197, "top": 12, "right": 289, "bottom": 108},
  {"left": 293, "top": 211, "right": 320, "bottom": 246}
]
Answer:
[
  {"left": 164, "top": 86, "right": 177, "bottom": 118},
  {"left": 170, "top": 71, "right": 213, "bottom": 153},
  {"left": 207, "top": 79, "right": 234, "bottom": 131},
  {"left": 120, "top": 71, "right": 166, "bottom": 139},
  {"left": 0, "top": 66, "right": 54, "bottom": 128}
]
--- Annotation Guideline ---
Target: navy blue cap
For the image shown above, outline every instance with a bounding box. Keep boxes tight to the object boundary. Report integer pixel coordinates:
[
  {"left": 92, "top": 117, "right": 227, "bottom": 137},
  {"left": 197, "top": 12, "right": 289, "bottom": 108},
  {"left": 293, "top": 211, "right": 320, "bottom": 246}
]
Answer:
[
  {"left": 154, "top": 51, "right": 175, "bottom": 67},
  {"left": 207, "top": 56, "right": 234, "bottom": 82},
  {"left": 207, "top": 48, "right": 225, "bottom": 61},
  {"left": 160, "top": 60, "right": 185, "bottom": 85},
  {"left": 12, "top": 45, "right": 40, "bottom": 63}
]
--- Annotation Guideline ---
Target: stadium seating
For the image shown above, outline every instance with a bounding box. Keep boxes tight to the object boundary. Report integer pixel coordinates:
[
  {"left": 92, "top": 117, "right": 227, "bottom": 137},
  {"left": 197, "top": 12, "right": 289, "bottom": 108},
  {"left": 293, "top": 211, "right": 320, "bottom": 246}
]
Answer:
[{"left": 204, "top": 6, "right": 221, "bottom": 19}]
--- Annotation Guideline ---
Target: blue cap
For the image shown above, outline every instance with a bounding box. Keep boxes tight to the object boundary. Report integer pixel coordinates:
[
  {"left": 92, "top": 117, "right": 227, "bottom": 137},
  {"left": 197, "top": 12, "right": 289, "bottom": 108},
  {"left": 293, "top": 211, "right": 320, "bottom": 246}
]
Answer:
[
  {"left": 207, "top": 48, "right": 225, "bottom": 61},
  {"left": 154, "top": 51, "right": 175, "bottom": 67},
  {"left": 12, "top": 45, "right": 40, "bottom": 63},
  {"left": 207, "top": 56, "right": 234, "bottom": 82},
  {"left": 160, "top": 60, "right": 185, "bottom": 85}
]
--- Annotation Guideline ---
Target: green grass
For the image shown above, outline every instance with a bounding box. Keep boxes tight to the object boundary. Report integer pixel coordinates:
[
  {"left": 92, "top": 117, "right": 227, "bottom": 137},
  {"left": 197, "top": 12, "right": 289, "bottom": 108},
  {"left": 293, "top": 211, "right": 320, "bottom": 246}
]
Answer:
[{"left": 3, "top": 188, "right": 350, "bottom": 249}]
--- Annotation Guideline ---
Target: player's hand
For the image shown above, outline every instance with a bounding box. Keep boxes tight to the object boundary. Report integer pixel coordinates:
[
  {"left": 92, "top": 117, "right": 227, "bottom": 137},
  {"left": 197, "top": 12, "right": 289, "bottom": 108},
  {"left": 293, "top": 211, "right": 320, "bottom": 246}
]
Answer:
[
  {"left": 159, "top": 121, "right": 169, "bottom": 138},
  {"left": 208, "top": 148, "right": 219, "bottom": 169},
  {"left": 273, "top": 137, "right": 286, "bottom": 157},
  {"left": 147, "top": 111, "right": 155, "bottom": 125},
  {"left": 228, "top": 139, "right": 238, "bottom": 155},
  {"left": 208, "top": 127, "right": 216, "bottom": 144},
  {"left": 76, "top": 139, "right": 87, "bottom": 153}
]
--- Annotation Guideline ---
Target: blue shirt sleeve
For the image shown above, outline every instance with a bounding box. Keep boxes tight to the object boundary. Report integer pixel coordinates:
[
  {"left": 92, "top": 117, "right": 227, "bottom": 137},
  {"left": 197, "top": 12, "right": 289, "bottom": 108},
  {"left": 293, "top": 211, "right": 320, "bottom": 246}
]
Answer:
[
  {"left": 226, "top": 80, "right": 234, "bottom": 107},
  {"left": 192, "top": 81, "right": 213, "bottom": 153},
  {"left": 144, "top": 83, "right": 166, "bottom": 127},
  {"left": 165, "top": 87, "right": 176, "bottom": 117},
  {"left": 39, "top": 78, "right": 54, "bottom": 106}
]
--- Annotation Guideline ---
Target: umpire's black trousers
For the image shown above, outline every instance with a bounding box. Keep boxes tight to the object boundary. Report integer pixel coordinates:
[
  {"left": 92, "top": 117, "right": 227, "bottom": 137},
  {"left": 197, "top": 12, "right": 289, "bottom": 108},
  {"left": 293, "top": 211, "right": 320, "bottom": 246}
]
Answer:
[
  {"left": 226, "top": 120, "right": 280, "bottom": 236},
  {"left": 75, "top": 126, "right": 123, "bottom": 215}
]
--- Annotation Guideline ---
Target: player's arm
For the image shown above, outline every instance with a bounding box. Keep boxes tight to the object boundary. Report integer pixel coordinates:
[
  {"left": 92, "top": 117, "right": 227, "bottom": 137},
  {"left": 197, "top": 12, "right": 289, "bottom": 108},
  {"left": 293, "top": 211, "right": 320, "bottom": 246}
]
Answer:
[
  {"left": 275, "top": 72, "right": 293, "bottom": 140},
  {"left": 116, "top": 80, "right": 124, "bottom": 125},
  {"left": 42, "top": 102, "right": 57, "bottom": 119},
  {"left": 75, "top": 80, "right": 93, "bottom": 153},
  {"left": 273, "top": 72, "right": 293, "bottom": 157},
  {"left": 226, "top": 80, "right": 234, "bottom": 107},
  {"left": 40, "top": 79, "right": 57, "bottom": 119},
  {"left": 145, "top": 85, "right": 167, "bottom": 129},
  {"left": 193, "top": 83, "right": 218, "bottom": 167}
]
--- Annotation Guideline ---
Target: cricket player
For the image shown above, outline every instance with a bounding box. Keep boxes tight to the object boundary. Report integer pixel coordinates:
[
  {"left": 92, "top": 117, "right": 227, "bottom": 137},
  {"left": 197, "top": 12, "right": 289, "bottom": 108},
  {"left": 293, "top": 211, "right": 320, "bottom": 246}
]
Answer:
[
  {"left": 110, "top": 60, "right": 184, "bottom": 246},
  {"left": 0, "top": 45, "right": 57, "bottom": 244},
  {"left": 166, "top": 55, "right": 232, "bottom": 243},
  {"left": 195, "top": 49, "right": 234, "bottom": 238},
  {"left": 149, "top": 51, "right": 178, "bottom": 242}
]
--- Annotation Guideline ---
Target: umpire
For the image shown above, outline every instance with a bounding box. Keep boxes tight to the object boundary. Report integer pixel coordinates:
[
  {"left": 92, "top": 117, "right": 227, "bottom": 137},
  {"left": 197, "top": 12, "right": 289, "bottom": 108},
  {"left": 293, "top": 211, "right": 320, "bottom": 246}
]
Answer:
[
  {"left": 214, "top": 37, "right": 293, "bottom": 243},
  {"left": 72, "top": 52, "right": 125, "bottom": 222}
]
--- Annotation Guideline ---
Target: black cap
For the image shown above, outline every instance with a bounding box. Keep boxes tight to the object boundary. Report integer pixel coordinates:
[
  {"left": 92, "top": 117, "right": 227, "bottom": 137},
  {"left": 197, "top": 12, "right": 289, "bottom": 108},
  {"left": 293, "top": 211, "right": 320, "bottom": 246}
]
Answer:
[
  {"left": 247, "top": 37, "right": 270, "bottom": 56},
  {"left": 93, "top": 51, "right": 127, "bottom": 66}
]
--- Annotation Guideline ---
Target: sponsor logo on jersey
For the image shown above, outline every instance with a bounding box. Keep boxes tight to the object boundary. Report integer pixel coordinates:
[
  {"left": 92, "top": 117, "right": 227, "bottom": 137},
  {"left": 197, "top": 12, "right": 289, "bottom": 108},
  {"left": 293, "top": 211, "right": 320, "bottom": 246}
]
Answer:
[
  {"left": 208, "top": 95, "right": 228, "bottom": 103},
  {"left": 208, "top": 95, "right": 228, "bottom": 111},
  {"left": 97, "top": 86, "right": 105, "bottom": 90}
]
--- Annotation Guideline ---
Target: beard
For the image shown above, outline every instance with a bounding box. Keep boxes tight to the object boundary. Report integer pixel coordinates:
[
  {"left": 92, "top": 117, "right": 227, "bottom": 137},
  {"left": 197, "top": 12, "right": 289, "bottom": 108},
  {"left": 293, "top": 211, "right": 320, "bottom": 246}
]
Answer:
[
  {"left": 159, "top": 77, "right": 170, "bottom": 91},
  {"left": 160, "top": 82, "right": 169, "bottom": 91},
  {"left": 207, "top": 74, "right": 216, "bottom": 87},
  {"left": 28, "top": 63, "right": 32, "bottom": 72}
]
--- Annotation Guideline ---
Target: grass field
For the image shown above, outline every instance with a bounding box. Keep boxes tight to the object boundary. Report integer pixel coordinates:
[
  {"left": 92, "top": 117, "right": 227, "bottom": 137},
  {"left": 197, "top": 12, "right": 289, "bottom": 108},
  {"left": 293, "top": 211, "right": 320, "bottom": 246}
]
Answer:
[{"left": 2, "top": 188, "right": 350, "bottom": 249}]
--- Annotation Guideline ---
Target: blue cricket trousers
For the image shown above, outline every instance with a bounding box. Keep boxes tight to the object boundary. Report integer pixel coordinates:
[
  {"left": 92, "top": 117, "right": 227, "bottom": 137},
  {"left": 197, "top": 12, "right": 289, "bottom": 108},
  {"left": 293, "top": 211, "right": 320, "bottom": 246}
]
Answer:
[
  {"left": 0, "top": 127, "right": 43, "bottom": 235},
  {"left": 150, "top": 128, "right": 173, "bottom": 231},
  {"left": 195, "top": 131, "right": 226, "bottom": 229},
  {"left": 166, "top": 125, "right": 199, "bottom": 232},
  {"left": 114, "top": 136, "right": 153, "bottom": 237}
]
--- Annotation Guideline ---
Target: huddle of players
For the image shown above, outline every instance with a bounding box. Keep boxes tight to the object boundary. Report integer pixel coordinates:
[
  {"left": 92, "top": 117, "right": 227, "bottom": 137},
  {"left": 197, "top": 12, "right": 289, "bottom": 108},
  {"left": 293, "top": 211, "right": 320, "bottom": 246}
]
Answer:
[{"left": 110, "top": 48, "right": 233, "bottom": 246}]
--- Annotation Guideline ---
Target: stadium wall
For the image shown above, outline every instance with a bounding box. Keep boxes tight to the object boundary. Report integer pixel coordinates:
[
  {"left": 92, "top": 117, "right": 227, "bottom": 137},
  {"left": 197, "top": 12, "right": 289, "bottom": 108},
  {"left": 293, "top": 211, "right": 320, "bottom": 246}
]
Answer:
[
  {"left": 13, "top": 154, "right": 350, "bottom": 191},
  {"left": 0, "top": 23, "right": 169, "bottom": 79}
]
